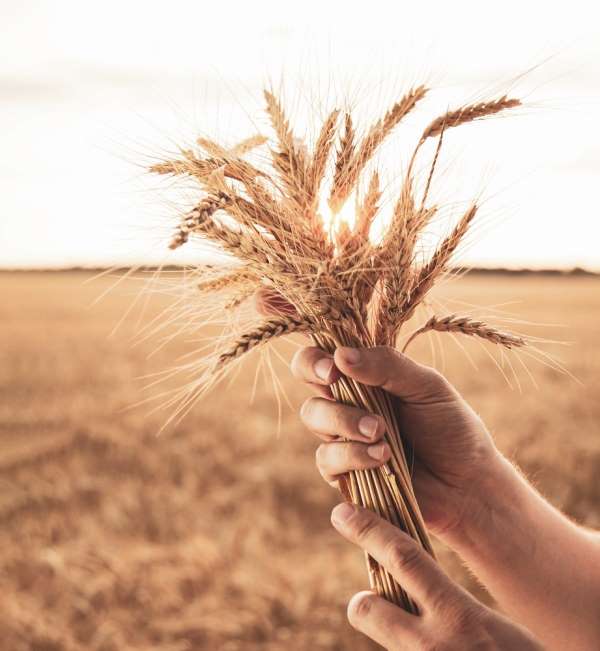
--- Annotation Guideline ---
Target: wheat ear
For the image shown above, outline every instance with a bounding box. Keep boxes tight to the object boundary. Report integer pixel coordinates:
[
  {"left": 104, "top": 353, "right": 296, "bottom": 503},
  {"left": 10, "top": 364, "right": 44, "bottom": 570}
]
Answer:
[
  {"left": 151, "top": 153, "right": 264, "bottom": 186},
  {"left": 175, "top": 193, "right": 290, "bottom": 274},
  {"left": 355, "top": 171, "right": 381, "bottom": 241},
  {"left": 216, "top": 315, "right": 313, "bottom": 369},
  {"left": 197, "top": 270, "right": 255, "bottom": 293},
  {"left": 355, "top": 85, "right": 428, "bottom": 170},
  {"left": 230, "top": 135, "right": 268, "bottom": 156},
  {"left": 401, "top": 204, "right": 478, "bottom": 319},
  {"left": 403, "top": 314, "right": 527, "bottom": 352},
  {"left": 168, "top": 195, "right": 228, "bottom": 249},
  {"left": 309, "top": 109, "right": 340, "bottom": 201},
  {"left": 421, "top": 96, "right": 521, "bottom": 141},
  {"left": 329, "top": 86, "right": 427, "bottom": 213},
  {"left": 329, "top": 113, "right": 356, "bottom": 212},
  {"left": 264, "top": 90, "right": 308, "bottom": 202}
]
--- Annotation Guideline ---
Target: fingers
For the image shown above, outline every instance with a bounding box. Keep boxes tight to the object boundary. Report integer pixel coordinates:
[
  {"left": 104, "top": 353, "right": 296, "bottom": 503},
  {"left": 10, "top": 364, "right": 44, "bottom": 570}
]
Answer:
[
  {"left": 331, "top": 503, "right": 457, "bottom": 610},
  {"left": 290, "top": 345, "right": 450, "bottom": 404},
  {"left": 315, "top": 441, "right": 391, "bottom": 482},
  {"left": 301, "top": 397, "right": 390, "bottom": 483},
  {"left": 346, "top": 590, "right": 420, "bottom": 650},
  {"left": 291, "top": 347, "right": 340, "bottom": 386},
  {"left": 333, "top": 346, "right": 456, "bottom": 402},
  {"left": 301, "top": 397, "right": 386, "bottom": 443}
]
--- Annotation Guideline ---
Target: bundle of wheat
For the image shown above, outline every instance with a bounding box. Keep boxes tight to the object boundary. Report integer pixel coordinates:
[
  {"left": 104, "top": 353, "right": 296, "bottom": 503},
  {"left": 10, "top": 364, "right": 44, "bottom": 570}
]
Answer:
[{"left": 150, "top": 87, "right": 525, "bottom": 613}]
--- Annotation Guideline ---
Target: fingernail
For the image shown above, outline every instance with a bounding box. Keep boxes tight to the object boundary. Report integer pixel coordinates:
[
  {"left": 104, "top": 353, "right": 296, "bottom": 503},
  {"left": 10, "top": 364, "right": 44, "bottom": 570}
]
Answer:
[
  {"left": 314, "top": 357, "right": 334, "bottom": 381},
  {"left": 358, "top": 415, "right": 379, "bottom": 439},
  {"left": 331, "top": 502, "right": 356, "bottom": 526},
  {"left": 367, "top": 443, "right": 388, "bottom": 460},
  {"left": 338, "top": 347, "right": 361, "bottom": 365}
]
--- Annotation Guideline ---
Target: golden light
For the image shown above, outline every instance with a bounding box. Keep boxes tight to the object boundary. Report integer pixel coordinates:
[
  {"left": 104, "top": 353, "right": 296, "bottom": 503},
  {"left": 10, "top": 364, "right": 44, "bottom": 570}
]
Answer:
[{"left": 319, "top": 192, "right": 358, "bottom": 247}]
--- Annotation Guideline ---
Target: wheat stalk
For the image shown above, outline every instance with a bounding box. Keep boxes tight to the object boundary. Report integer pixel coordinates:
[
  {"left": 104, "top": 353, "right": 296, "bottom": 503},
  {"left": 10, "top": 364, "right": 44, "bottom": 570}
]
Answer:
[{"left": 151, "top": 85, "right": 525, "bottom": 614}]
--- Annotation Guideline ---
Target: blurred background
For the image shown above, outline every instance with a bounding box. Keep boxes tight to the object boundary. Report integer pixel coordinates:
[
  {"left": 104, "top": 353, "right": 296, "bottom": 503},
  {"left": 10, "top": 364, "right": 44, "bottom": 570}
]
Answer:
[{"left": 1, "top": 2, "right": 599, "bottom": 650}]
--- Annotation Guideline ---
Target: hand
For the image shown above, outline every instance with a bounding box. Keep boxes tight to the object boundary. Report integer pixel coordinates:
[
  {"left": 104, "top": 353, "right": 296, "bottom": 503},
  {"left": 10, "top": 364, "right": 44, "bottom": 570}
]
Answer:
[
  {"left": 291, "top": 344, "right": 501, "bottom": 538},
  {"left": 331, "top": 502, "right": 543, "bottom": 650}
]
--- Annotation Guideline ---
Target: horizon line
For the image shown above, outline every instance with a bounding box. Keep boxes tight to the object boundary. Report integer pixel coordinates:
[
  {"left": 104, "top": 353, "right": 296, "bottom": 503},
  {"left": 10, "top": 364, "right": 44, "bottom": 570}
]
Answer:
[{"left": 1, "top": 265, "right": 598, "bottom": 277}]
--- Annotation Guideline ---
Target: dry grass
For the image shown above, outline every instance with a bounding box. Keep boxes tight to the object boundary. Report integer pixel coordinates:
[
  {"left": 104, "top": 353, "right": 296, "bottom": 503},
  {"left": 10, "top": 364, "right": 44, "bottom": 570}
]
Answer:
[
  {"left": 150, "top": 87, "right": 524, "bottom": 610},
  {"left": 0, "top": 271, "right": 599, "bottom": 650}
]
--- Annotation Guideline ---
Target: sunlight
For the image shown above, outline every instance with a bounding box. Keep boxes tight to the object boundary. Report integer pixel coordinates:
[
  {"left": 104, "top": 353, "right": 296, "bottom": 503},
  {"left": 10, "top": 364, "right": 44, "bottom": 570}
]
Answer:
[{"left": 320, "top": 192, "right": 358, "bottom": 245}]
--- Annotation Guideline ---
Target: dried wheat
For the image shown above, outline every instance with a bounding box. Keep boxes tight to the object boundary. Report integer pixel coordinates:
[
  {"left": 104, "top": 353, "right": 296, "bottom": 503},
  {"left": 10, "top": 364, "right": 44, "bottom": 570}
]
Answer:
[
  {"left": 151, "top": 85, "right": 525, "bottom": 615},
  {"left": 403, "top": 314, "right": 526, "bottom": 352},
  {"left": 422, "top": 96, "right": 521, "bottom": 142},
  {"left": 216, "top": 315, "right": 314, "bottom": 368}
]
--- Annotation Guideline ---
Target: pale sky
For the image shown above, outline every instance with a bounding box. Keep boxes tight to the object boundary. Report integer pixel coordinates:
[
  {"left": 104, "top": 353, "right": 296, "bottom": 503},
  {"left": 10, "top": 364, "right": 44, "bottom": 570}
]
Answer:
[{"left": 1, "top": 1, "right": 600, "bottom": 269}]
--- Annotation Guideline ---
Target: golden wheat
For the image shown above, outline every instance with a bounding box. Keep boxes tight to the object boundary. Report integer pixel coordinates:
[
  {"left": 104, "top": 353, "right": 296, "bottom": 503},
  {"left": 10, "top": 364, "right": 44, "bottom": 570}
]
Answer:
[
  {"left": 310, "top": 109, "right": 340, "bottom": 202},
  {"left": 217, "top": 316, "right": 314, "bottom": 367},
  {"left": 422, "top": 96, "right": 521, "bottom": 141},
  {"left": 196, "top": 269, "right": 254, "bottom": 294},
  {"left": 151, "top": 86, "right": 523, "bottom": 614},
  {"left": 403, "top": 314, "right": 527, "bottom": 353},
  {"left": 329, "top": 86, "right": 427, "bottom": 213}
]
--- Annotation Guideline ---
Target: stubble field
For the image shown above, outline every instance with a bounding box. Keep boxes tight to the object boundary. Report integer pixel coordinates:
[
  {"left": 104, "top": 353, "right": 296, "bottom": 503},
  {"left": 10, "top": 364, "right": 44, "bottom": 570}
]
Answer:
[{"left": 0, "top": 271, "right": 598, "bottom": 651}]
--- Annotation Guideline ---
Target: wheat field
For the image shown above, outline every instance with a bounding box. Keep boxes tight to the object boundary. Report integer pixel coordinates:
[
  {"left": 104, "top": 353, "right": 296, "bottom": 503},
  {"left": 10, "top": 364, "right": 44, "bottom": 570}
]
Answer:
[{"left": 1, "top": 270, "right": 599, "bottom": 651}]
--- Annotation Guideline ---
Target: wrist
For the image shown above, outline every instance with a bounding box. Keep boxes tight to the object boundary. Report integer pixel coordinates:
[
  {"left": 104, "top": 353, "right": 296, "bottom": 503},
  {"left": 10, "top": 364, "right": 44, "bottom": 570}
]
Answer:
[{"left": 440, "top": 452, "right": 522, "bottom": 553}]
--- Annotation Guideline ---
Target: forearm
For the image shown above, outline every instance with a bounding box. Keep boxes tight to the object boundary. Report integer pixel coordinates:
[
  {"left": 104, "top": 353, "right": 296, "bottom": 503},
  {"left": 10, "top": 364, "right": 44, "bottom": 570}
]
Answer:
[{"left": 443, "top": 454, "right": 600, "bottom": 650}]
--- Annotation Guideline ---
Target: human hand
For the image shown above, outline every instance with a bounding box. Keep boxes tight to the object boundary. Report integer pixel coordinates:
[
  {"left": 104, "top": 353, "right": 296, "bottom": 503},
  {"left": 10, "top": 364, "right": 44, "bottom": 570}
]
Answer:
[
  {"left": 291, "top": 344, "right": 502, "bottom": 539},
  {"left": 331, "top": 502, "right": 543, "bottom": 650}
]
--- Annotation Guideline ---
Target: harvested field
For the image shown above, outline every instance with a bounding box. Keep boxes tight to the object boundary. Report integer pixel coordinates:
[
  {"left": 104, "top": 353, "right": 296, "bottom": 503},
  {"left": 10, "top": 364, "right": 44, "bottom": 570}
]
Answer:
[{"left": 1, "top": 271, "right": 598, "bottom": 650}]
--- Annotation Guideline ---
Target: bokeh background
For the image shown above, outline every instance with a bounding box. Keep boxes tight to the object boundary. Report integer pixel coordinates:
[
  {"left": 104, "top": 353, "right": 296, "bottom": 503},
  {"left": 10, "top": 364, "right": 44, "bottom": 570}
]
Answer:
[{"left": 1, "top": 2, "right": 599, "bottom": 650}]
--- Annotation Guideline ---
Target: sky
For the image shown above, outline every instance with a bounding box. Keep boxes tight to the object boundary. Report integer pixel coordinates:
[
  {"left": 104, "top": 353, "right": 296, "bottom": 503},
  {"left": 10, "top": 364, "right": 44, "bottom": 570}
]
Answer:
[{"left": 1, "top": 1, "right": 600, "bottom": 270}]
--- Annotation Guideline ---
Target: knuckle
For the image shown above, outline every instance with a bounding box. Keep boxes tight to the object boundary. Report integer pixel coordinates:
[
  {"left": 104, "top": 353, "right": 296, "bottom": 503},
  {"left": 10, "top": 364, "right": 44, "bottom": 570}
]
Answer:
[
  {"left": 424, "top": 585, "right": 451, "bottom": 615},
  {"left": 375, "top": 345, "right": 398, "bottom": 370},
  {"left": 449, "top": 602, "right": 485, "bottom": 635},
  {"left": 385, "top": 537, "right": 423, "bottom": 577},
  {"left": 428, "top": 367, "right": 447, "bottom": 385},
  {"left": 351, "top": 510, "right": 379, "bottom": 543},
  {"left": 376, "top": 346, "right": 405, "bottom": 387},
  {"left": 423, "top": 367, "right": 452, "bottom": 394},
  {"left": 379, "top": 345, "right": 397, "bottom": 358},
  {"left": 416, "top": 606, "right": 489, "bottom": 651},
  {"left": 418, "top": 640, "right": 447, "bottom": 651}
]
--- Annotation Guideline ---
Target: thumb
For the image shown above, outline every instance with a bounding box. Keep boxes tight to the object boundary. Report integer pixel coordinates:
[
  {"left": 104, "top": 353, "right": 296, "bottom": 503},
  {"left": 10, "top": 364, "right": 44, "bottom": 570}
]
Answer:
[{"left": 333, "top": 346, "right": 456, "bottom": 402}]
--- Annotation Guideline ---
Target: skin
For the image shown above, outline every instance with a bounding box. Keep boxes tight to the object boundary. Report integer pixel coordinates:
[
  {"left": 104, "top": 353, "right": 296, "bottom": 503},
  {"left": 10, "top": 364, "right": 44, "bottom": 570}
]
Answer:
[
  {"left": 330, "top": 502, "right": 543, "bottom": 650},
  {"left": 289, "top": 344, "right": 600, "bottom": 650}
]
